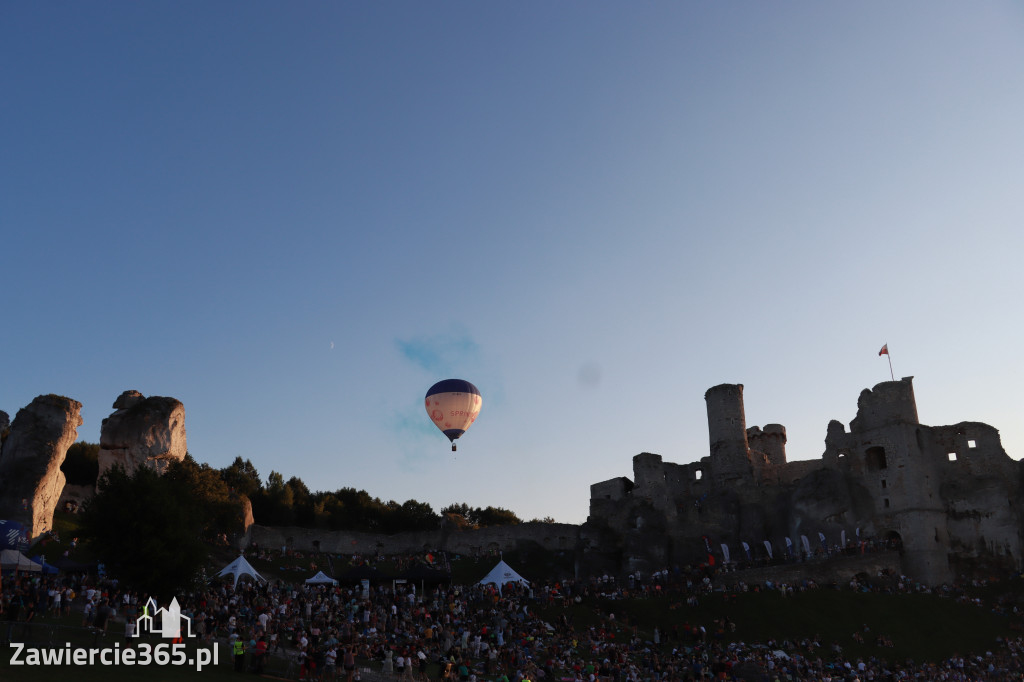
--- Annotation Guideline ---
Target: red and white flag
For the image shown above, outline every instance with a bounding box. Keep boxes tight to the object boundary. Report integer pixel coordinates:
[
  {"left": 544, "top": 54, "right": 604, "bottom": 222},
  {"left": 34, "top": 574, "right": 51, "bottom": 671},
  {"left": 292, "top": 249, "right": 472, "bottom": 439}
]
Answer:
[{"left": 878, "top": 344, "right": 888, "bottom": 356}]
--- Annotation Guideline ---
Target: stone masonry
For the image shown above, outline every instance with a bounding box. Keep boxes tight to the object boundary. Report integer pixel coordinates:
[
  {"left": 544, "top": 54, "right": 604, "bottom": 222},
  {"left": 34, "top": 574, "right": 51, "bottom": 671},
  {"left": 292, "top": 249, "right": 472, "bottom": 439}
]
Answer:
[{"left": 588, "top": 378, "right": 1022, "bottom": 586}]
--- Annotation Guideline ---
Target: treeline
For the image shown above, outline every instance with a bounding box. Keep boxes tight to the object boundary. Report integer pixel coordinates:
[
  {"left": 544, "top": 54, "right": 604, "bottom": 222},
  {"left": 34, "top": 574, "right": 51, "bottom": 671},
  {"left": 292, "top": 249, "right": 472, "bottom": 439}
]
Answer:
[
  {"left": 224, "top": 456, "right": 524, "bottom": 532},
  {"left": 64, "top": 445, "right": 531, "bottom": 533}
]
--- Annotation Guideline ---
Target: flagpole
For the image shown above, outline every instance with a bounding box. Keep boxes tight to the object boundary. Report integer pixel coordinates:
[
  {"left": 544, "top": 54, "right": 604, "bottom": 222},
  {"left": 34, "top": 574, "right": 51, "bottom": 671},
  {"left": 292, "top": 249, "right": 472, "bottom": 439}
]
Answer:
[{"left": 887, "top": 350, "right": 894, "bottom": 381}]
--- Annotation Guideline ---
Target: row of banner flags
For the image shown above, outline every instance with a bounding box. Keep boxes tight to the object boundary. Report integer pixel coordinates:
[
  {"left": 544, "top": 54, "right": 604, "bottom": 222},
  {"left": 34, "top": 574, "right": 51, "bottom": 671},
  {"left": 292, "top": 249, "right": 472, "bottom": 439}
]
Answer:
[{"left": 703, "top": 528, "right": 863, "bottom": 565}]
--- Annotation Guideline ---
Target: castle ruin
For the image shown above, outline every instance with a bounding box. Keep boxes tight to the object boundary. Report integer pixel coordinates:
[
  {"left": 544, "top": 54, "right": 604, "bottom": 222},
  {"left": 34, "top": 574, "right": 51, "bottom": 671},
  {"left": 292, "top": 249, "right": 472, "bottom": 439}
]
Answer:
[{"left": 588, "top": 377, "right": 1022, "bottom": 586}]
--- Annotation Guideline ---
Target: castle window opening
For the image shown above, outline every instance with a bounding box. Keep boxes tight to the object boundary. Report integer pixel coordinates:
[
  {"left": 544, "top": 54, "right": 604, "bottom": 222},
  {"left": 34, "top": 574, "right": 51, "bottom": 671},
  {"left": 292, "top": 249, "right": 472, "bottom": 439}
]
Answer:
[
  {"left": 695, "top": 469, "right": 702, "bottom": 480},
  {"left": 948, "top": 452, "right": 957, "bottom": 461},
  {"left": 968, "top": 439, "right": 977, "bottom": 449},
  {"left": 884, "top": 498, "right": 890, "bottom": 508},
  {"left": 881, "top": 480, "right": 887, "bottom": 489},
  {"left": 866, "top": 446, "right": 888, "bottom": 471}
]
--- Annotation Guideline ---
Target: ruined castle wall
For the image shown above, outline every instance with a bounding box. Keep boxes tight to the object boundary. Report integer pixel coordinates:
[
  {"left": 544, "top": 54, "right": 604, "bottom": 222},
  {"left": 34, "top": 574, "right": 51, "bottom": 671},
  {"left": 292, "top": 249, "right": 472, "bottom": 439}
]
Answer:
[
  {"left": 589, "top": 477, "right": 633, "bottom": 519},
  {"left": 924, "top": 423, "right": 1021, "bottom": 569},
  {"left": 943, "top": 473, "right": 1022, "bottom": 565},
  {"left": 249, "top": 522, "right": 580, "bottom": 556},
  {"left": 585, "top": 376, "right": 1017, "bottom": 586},
  {"left": 775, "top": 460, "right": 824, "bottom": 486},
  {"left": 823, "top": 420, "right": 860, "bottom": 472},
  {"left": 632, "top": 452, "right": 666, "bottom": 491},
  {"left": 717, "top": 552, "right": 901, "bottom": 591},
  {"left": 929, "top": 423, "right": 1014, "bottom": 477},
  {"left": 631, "top": 453, "right": 678, "bottom": 520},
  {"left": 890, "top": 509, "right": 953, "bottom": 584},
  {"left": 850, "top": 377, "right": 919, "bottom": 432},
  {"left": 857, "top": 424, "right": 944, "bottom": 514}
]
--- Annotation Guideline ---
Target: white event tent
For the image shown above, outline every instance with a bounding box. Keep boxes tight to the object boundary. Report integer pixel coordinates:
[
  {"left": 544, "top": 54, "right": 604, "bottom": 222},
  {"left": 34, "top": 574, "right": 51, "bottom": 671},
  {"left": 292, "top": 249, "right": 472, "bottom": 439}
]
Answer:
[
  {"left": 216, "top": 554, "right": 266, "bottom": 588},
  {"left": 305, "top": 570, "right": 338, "bottom": 585},
  {"left": 478, "top": 559, "right": 529, "bottom": 589},
  {"left": 0, "top": 549, "right": 43, "bottom": 572}
]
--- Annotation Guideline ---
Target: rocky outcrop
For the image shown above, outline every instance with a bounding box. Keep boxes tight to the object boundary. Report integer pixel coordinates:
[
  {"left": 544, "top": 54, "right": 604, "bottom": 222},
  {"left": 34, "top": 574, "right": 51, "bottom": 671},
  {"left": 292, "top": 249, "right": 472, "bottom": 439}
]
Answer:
[
  {"left": 0, "top": 395, "right": 83, "bottom": 538},
  {"left": 0, "top": 410, "right": 10, "bottom": 435},
  {"left": 97, "top": 391, "right": 187, "bottom": 482},
  {"left": 241, "top": 496, "right": 255, "bottom": 532}
]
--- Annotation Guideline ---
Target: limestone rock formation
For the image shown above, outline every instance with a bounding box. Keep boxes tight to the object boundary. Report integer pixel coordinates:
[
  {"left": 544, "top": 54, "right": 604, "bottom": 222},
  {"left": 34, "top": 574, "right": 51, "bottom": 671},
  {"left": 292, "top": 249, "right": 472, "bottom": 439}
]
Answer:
[
  {"left": 0, "top": 410, "right": 10, "bottom": 435},
  {"left": 240, "top": 495, "right": 255, "bottom": 532},
  {"left": 0, "top": 395, "right": 83, "bottom": 538},
  {"left": 97, "top": 391, "right": 187, "bottom": 481}
]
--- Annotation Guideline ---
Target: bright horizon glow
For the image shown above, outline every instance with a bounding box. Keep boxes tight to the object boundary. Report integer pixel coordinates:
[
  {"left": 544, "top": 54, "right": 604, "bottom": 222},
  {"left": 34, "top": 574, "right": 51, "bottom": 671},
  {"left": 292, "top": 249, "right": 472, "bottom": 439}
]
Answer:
[{"left": 2, "top": 3, "right": 1023, "bottom": 524}]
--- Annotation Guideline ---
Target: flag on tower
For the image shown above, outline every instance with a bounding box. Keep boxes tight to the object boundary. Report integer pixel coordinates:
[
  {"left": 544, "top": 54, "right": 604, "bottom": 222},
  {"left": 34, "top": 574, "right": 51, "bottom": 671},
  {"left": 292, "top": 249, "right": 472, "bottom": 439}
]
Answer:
[{"left": 878, "top": 344, "right": 888, "bottom": 356}]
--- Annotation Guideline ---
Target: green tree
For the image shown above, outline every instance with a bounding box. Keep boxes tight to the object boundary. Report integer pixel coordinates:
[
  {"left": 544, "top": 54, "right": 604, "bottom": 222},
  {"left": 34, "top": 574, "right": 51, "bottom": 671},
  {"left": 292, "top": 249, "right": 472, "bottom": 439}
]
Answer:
[
  {"left": 220, "top": 456, "right": 261, "bottom": 498},
  {"left": 394, "top": 499, "right": 440, "bottom": 531},
  {"left": 266, "top": 471, "right": 285, "bottom": 493},
  {"left": 61, "top": 441, "right": 100, "bottom": 487},
  {"left": 251, "top": 470, "right": 295, "bottom": 525},
  {"left": 441, "top": 503, "right": 475, "bottom": 529},
  {"left": 285, "top": 477, "right": 315, "bottom": 526},
  {"left": 334, "top": 487, "right": 384, "bottom": 530},
  {"left": 165, "top": 455, "right": 243, "bottom": 541},
  {"left": 442, "top": 502, "right": 472, "bottom": 519},
  {"left": 78, "top": 465, "right": 208, "bottom": 599},
  {"left": 473, "top": 506, "right": 521, "bottom": 527}
]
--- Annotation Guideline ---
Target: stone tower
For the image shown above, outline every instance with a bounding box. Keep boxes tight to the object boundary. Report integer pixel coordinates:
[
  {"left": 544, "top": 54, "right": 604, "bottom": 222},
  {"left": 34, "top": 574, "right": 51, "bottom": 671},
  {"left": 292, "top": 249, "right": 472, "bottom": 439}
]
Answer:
[
  {"left": 852, "top": 377, "right": 951, "bottom": 584},
  {"left": 747, "top": 424, "right": 788, "bottom": 467},
  {"left": 704, "top": 384, "right": 754, "bottom": 483}
]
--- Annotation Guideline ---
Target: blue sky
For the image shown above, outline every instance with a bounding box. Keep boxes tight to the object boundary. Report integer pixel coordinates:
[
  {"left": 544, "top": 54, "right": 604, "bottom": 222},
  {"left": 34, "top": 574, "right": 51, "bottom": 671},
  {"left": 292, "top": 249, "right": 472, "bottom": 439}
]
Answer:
[{"left": 3, "top": 2, "right": 1023, "bottom": 524}]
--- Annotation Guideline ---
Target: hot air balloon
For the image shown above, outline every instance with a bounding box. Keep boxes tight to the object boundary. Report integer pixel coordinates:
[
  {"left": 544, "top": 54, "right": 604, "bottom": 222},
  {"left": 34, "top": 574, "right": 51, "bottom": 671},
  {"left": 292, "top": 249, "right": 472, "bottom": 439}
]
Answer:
[{"left": 425, "top": 379, "right": 482, "bottom": 451}]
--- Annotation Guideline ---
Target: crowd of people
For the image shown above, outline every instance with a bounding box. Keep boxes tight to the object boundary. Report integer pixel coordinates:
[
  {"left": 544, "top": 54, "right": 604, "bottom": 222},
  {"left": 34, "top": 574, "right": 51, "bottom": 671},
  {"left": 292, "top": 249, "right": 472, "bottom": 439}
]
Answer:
[{"left": 3, "top": 549, "right": 1024, "bottom": 681}]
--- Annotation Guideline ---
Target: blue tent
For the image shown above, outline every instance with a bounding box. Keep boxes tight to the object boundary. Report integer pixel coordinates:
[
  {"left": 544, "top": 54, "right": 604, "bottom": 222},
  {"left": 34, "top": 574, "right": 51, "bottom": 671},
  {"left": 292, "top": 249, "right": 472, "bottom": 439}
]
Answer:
[
  {"left": 0, "top": 520, "right": 29, "bottom": 551},
  {"left": 32, "top": 555, "right": 60, "bottom": 575}
]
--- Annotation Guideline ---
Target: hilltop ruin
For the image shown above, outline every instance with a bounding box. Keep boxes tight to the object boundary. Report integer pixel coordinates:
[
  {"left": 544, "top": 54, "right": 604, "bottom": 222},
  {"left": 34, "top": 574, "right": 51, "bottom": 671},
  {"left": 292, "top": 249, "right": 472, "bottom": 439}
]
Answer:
[{"left": 588, "top": 377, "right": 1021, "bottom": 585}]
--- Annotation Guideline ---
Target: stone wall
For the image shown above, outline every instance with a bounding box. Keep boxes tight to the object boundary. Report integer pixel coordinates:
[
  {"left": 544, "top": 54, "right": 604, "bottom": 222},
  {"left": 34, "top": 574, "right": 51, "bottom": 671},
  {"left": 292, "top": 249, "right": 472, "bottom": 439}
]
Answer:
[
  {"left": 247, "top": 521, "right": 580, "bottom": 557},
  {"left": 587, "top": 378, "right": 1022, "bottom": 586},
  {"left": 717, "top": 551, "right": 901, "bottom": 591}
]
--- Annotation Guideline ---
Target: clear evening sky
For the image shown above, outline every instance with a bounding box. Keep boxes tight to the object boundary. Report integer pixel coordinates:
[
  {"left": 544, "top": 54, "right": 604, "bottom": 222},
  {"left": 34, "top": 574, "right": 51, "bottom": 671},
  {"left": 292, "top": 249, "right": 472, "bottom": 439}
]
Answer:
[{"left": 3, "top": 3, "right": 1022, "bottom": 524}]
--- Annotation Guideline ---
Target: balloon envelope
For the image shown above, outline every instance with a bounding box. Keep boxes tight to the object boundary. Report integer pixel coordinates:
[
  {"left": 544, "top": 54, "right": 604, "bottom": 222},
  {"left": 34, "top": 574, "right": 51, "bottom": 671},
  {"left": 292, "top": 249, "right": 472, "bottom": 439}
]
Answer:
[{"left": 425, "top": 379, "right": 482, "bottom": 444}]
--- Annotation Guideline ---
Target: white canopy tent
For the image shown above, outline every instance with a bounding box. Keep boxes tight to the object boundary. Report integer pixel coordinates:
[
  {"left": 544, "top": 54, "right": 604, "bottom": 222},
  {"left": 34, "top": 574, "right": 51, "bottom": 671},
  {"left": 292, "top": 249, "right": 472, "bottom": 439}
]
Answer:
[
  {"left": 305, "top": 570, "right": 338, "bottom": 585},
  {"left": 0, "top": 549, "right": 43, "bottom": 572},
  {"left": 478, "top": 559, "right": 529, "bottom": 590},
  {"left": 216, "top": 554, "right": 266, "bottom": 588}
]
